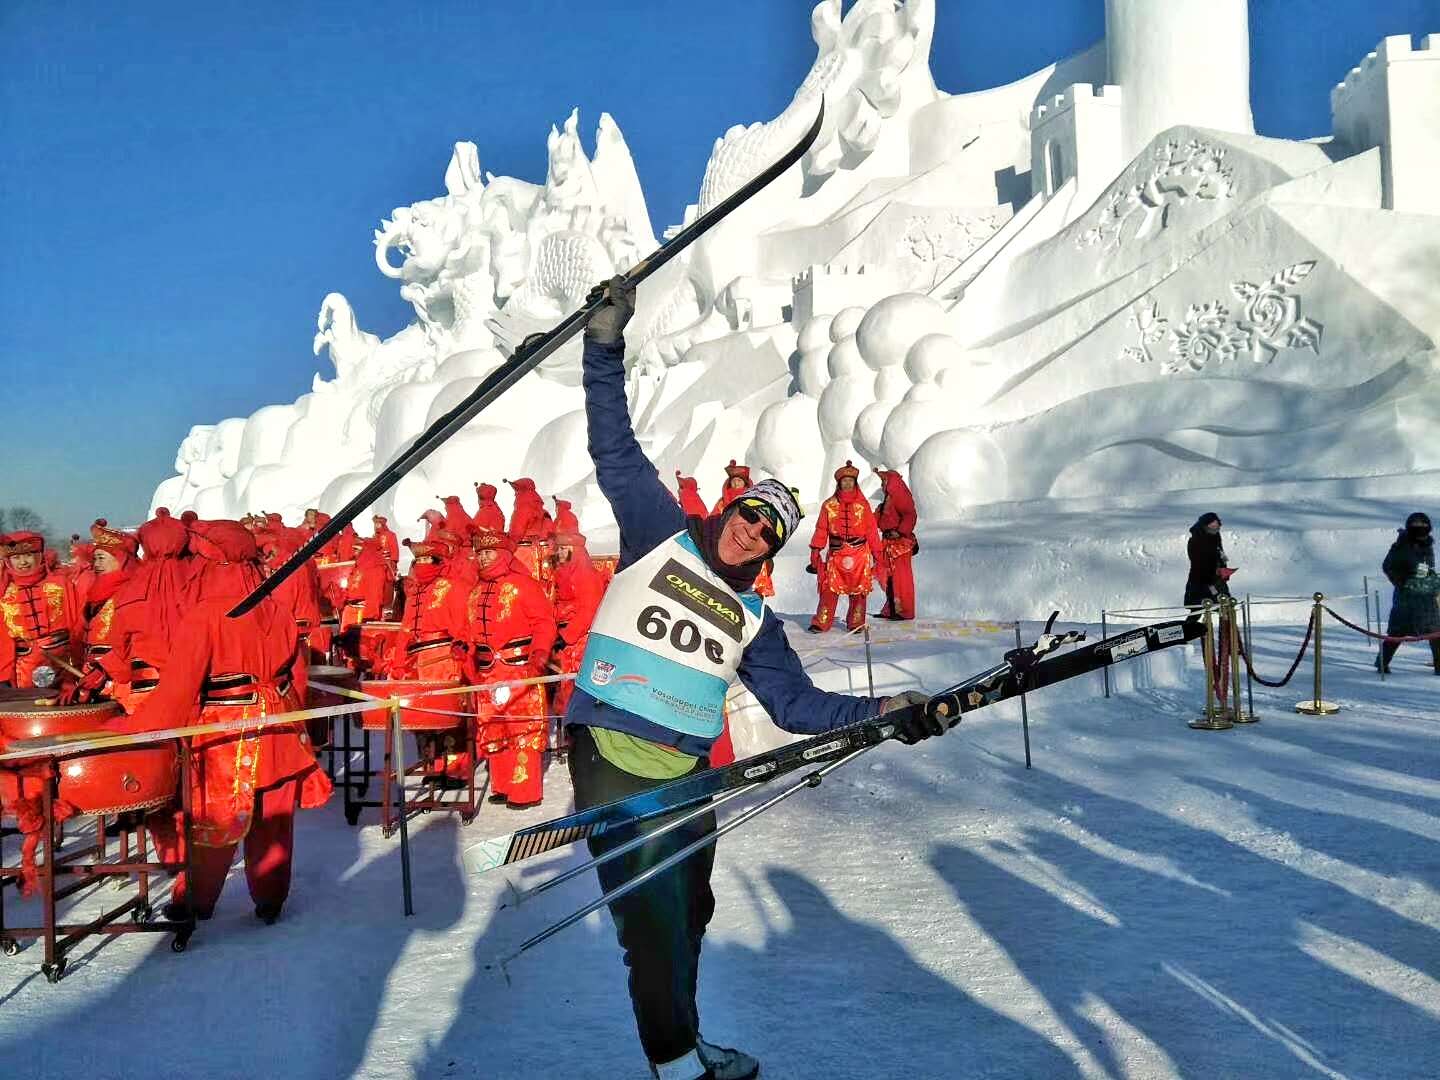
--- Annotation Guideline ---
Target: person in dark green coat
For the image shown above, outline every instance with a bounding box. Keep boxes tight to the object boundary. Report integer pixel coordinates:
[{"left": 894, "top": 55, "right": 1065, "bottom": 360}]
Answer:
[{"left": 1380, "top": 512, "right": 1440, "bottom": 672}]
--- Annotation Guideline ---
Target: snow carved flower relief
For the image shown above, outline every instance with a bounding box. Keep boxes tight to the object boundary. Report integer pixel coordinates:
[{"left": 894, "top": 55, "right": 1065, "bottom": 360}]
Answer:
[{"left": 1119, "top": 261, "right": 1324, "bottom": 375}]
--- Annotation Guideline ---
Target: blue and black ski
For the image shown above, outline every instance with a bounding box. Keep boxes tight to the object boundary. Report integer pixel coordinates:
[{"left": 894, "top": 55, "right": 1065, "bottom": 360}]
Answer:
[{"left": 463, "top": 612, "right": 1202, "bottom": 874}]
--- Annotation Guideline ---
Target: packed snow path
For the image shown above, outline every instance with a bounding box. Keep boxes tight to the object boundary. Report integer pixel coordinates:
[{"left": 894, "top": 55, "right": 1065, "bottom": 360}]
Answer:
[{"left": 1, "top": 616, "right": 1436, "bottom": 1079}]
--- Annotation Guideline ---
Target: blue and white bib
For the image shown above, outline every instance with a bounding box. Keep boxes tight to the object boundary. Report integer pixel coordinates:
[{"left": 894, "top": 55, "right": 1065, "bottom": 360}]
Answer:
[{"left": 580, "top": 532, "right": 765, "bottom": 738}]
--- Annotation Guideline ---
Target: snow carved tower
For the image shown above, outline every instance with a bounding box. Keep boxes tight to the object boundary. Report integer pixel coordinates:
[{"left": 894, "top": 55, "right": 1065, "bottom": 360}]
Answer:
[{"left": 1105, "top": 0, "right": 1254, "bottom": 160}]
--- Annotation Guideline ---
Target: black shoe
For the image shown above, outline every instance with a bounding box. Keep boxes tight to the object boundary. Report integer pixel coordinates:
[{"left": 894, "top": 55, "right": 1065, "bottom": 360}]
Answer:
[
  {"left": 487, "top": 792, "right": 508, "bottom": 804},
  {"left": 697, "top": 1038, "right": 759, "bottom": 1080},
  {"left": 254, "top": 902, "right": 283, "bottom": 925}
]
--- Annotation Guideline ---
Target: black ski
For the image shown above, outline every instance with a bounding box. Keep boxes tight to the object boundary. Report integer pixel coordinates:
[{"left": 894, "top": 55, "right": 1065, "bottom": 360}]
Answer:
[
  {"left": 229, "top": 104, "right": 826, "bottom": 618},
  {"left": 463, "top": 612, "right": 1202, "bottom": 875}
]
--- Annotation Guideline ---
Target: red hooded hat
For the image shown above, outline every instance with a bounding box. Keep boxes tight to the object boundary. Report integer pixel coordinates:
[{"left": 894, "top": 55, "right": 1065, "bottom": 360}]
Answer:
[
  {"left": 139, "top": 508, "right": 189, "bottom": 559},
  {"left": 440, "top": 496, "right": 471, "bottom": 537},
  {"left": 553, "top": 498, "right": 580, "bottom": 534}
]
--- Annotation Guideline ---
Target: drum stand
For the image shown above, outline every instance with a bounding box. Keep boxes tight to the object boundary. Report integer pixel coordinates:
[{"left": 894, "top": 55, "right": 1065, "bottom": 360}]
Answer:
[
  {"left": 340, "top": 716, "right": 375, "bottom": 827},
  {"left": 0, "top": 746, "right": 196, "bottom": 983},
  {"left": 343, "top": 705, "right": 479, "bottom": 834}
]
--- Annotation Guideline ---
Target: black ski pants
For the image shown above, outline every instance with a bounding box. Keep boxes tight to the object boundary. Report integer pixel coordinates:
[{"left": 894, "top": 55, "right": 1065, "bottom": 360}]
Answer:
[{"left": 567, "top": 725, "right": 717, "bottom": 1067}]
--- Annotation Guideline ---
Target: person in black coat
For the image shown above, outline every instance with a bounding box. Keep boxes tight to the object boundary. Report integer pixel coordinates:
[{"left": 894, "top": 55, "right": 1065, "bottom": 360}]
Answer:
[
  {"left": 1379, "top": 511, "right": 1440, "bottom": 672},
  {"left": 1183, "top": 512, "right": 1233, "bottom": 607}
]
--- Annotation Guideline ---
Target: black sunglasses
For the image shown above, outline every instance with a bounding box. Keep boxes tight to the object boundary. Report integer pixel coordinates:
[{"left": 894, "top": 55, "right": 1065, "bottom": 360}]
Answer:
[{"left": 735, "top": 501, "right": 782, "bottom": 548}]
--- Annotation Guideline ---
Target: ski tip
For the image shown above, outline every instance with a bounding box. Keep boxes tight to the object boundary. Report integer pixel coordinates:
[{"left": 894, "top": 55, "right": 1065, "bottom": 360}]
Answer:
[{"left": 462, "top": 836, "right": 512, "bottom": 876}]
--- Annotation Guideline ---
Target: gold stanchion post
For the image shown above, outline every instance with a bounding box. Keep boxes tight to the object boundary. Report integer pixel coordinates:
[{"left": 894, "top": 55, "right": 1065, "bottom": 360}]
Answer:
[
  {"left": 1229, "top": 597, "right": 1256, "bottom": 723},
  {"left": 1190, "top": 602, "right": 1234, "bottom": 730},
  {"left": 1295, "top": 592, "right": 1341, "bottom": 715}
]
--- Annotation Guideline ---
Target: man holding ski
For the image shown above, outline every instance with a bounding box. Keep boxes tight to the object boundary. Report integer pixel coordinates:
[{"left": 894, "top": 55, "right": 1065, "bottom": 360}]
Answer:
[{"left": 565, "top": 277, "right": 940, "bottom": 1080}]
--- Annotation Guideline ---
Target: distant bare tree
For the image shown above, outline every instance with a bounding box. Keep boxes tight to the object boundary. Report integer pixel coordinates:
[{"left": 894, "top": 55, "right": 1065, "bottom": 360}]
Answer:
[{"left": 0, "top": 506, "right": 57, "bottom": 546}]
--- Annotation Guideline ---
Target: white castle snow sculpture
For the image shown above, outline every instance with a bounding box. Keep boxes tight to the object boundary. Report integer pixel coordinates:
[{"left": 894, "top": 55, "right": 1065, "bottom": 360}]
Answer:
[{"left": 154, "top": 0, "right": 1440, "bottom": 565}]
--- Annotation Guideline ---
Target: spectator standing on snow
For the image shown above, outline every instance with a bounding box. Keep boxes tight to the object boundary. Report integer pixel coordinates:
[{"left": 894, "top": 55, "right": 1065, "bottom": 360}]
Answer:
[
  {"left": 1183, "top": 512, "right": 1234, "bottom": 608},
  {"left": 1379, "top": 512, "right": 1440, "bottom": 673}
]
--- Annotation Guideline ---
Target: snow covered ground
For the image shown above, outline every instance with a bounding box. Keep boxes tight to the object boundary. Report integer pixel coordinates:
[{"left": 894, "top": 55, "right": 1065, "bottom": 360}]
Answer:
[{"left": 2, "top": 609, "right": 1437, "bottom": 1080}]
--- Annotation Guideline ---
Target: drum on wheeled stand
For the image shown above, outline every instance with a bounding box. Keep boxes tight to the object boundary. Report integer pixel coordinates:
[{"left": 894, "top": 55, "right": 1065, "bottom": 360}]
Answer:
[
  {"left": 0, "top": 689, "right": 195, "bottom": 981},
  {"left": 344, "top": 679, "right": 479, "bottom": 835}
]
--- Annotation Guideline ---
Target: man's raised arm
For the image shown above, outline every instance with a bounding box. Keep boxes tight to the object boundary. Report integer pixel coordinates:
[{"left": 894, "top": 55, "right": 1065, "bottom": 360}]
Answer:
[{"left": 582, "top": 278, "right": 685, "bottom": 563}]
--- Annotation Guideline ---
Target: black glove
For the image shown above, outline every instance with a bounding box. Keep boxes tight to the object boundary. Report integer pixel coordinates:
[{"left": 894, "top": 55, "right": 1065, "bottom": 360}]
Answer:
[
  {"left": 881, "top": 689, "right": 944, "bottom": 745},
  {"left": 583, "top": 275, "right": 635, "bottom": 345}
]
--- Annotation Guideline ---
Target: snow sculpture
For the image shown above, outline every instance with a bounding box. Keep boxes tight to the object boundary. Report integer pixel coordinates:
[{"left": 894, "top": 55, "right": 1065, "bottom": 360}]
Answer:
[{"left": 153, "top": 0, "right": 1440, "bottom": 610}]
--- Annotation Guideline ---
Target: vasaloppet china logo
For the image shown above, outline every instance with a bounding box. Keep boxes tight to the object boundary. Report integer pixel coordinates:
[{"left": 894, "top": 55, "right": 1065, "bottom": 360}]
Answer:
[{"left": 648, "top": 559, "right": 744, "bottom": 642}]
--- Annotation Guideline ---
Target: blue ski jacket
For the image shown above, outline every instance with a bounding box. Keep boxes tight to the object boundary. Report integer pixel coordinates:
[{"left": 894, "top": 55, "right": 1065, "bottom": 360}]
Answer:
[{"left": 563, "top": 336, "right": 885, "bottom": 757}]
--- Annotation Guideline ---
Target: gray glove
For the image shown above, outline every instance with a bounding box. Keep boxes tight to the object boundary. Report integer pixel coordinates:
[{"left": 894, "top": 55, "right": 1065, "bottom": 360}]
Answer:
[
  {"left": 881, "top": 689, "right": 944, "bottom": 745},
  {"left": 583, "top": 275, "right": 636, "bottom": 345}
]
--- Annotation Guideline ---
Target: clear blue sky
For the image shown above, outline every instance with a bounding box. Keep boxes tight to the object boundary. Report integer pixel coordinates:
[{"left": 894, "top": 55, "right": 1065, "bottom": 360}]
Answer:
[{"left": 4, "top": 0, "right": 1436, "bottom": 535}]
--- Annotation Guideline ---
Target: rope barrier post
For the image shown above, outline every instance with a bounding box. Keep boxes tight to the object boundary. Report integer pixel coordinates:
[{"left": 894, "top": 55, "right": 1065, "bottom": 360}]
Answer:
[
  {"left": 1228, "top": 598, "right": 1255, "bottom": 723},
  {"left": 1375, "top": 587, "right": 1386, "bottom": 681},
  {"left": 1015, "top": 621, "right": 1033, "bottom": 768},
  {"left": 863, "top": 622, "right": 875, "bottom": 698},
  {"left": 391, "top": 697, "right": 415, "bottom": 917},
  {"left": 1241, "top": 595, "right": 1256, "bottom": 722},
  {"left": 1190, "top": 602, "right": 1233, "bottom": 730},
  {"left": 1296, "top": 593, "right": 1340, "bottom": 716},
  {"left": 1101, "top": 610, "right": 1111, "bottom": 699}
]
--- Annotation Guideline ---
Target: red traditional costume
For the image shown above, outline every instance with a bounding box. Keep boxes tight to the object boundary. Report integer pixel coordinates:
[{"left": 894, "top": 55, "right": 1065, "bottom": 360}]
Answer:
[
  {"left": 63, "top": 535, "right": 98, "bottom": 607},
  {"left": 808, "top": 461, "right": 883, "bottom": 632},
  {"left": 339, "top": 515, "right": 397, "bottom": 630},
  {"left": 129, "top": 520, "right": 331, "bottom": 921},
  {"left": 675, "top": 472, "right": 708, "bottom": 518},
  {"left": 390, "top": 535, "right": 473, "bottom": 780},
  {"left": 507, "top": 478, "right": 556, "bottom": 599},
  {"left": 0, "top": 531, "right": 84, "bottom": 688},
  {"left": 462, "top": 530, "right": 557, "bottom": 808},
  {"left": 550, "top": 529, "right": 606, "bottom": 717},
  {"left": 259, "top": 525, "right": 328, "bottom": 660},
  {"left": 875, "top": 469, "right": 919, "bottom": 621},
  {"left": 67, "top": 520, "right": 141, "bottom": 706}
]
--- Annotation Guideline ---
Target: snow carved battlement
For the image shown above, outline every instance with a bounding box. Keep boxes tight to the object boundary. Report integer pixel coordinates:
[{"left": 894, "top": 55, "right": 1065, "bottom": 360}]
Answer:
[{"left": 1331, "top": 33, "right": 1440, "bottom": 214}]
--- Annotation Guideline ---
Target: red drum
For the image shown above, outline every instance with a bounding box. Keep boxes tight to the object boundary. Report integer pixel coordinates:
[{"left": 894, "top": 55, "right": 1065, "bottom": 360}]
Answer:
[
  {"left": 357, "top": 621, "right": 406, "bottom": 676},
  {"left": 305, "top": 664, "right": 358, "bottom": 748},
  {"left": 358, "top": 679, "right": 464, "bottom": 731},
  {"left": 0, "top": 693, "right": 178, "bottom": 815}
]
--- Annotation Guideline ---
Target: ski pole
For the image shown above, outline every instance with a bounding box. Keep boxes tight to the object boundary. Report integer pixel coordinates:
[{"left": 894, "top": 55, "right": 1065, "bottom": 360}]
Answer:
[
  {"left": 505, "top": 780, "right": 765, "bottom": 908},
  {"left": 503, "top": 745, "right": 874, "bottom": 967},
  {"left": 1015, "top": 621, "right": 1032, "bottom": 768},
  {"left": 863, "top": 622, "right": 875, "bottom": 697}
]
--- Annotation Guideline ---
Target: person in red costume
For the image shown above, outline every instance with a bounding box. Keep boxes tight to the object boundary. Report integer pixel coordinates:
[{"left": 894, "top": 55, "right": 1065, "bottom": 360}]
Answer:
[
  {"left": 807, "top": 461, "right": 883, "bottom": 633},
  {"left": 874, "top": 468, "right": 919, "bottom": 621},
  {"left": 61, "top": 533, "right": 98, "bottom": 606},
  {"left": 0, "top": 531, "right": 84, "bottom": 688},
  {"left": 674, "top": 472, "right": 708, "bottom": 518},
  {"left": 127, "top": 519, "right": 332, "bottom": 924},
  {"left": 387, "top": 534, "right": 474, "bottom": 783},
  {"left": 71, "top": 520, "right": 140, "bottom": 699},
  {"left": 93, "top": 506, "right": 192, "bottom": 709},
  {"left": 459, "top": 529, "right": 557, "bottom": 809},
  {"left": 391, "top": 536, "right": 470, "bottom": 679},
  {"left": 258, "top": 525, "right": 328, "bottom": 660},
  {"left": 472, "top": 483, "right": 506, "bottom": 534},
  {"left": 339, "top": 515, "right": 398, "bottom": 629},
  {"left": 507, "top": 477, "right": 557, "bottom": 598},
  {"left": 550, "top": 527, "right": 606, "bottom": 717},
  {"left": 710, "top": 460, "right": 750, "bottom": 515}
]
